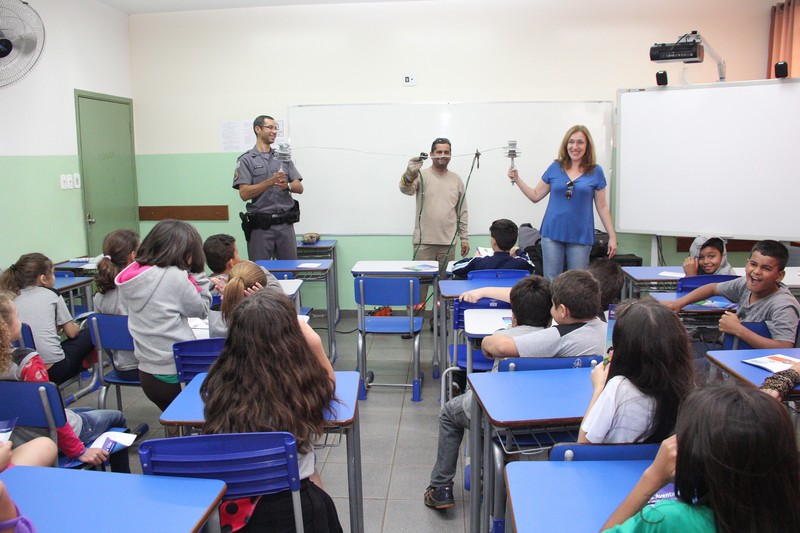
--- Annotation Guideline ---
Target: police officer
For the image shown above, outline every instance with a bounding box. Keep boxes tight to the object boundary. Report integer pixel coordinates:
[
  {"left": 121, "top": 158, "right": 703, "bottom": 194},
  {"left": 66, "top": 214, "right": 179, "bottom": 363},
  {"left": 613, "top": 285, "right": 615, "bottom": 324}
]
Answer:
[{"left": 233, "top": 115, "right": 304, "bottom": 260}]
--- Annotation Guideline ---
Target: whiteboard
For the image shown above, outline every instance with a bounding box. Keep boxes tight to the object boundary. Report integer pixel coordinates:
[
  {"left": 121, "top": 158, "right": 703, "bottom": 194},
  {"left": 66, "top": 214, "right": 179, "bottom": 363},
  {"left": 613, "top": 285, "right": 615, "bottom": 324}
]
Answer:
[
  {"left": 616, "top": 79, "right": 800, "bottom": 241},
  {"left": 287, "top": 101, "right": 613, "bottom": 236}
]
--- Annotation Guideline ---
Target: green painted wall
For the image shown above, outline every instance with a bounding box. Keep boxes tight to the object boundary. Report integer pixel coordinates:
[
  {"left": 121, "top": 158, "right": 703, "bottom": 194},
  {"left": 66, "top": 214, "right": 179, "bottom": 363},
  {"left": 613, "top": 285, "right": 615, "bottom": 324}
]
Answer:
[
  {"left": 1, "top": 155, "right": 86, "bottom": 267},
  {"left": 1, "top": 152, "right": 753, "bottom": 310}
]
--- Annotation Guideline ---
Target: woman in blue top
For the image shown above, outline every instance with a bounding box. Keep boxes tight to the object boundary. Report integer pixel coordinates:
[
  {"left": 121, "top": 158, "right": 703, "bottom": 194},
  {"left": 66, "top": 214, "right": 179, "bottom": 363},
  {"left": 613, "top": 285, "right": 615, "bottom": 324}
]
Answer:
[{"left": 509, "top": 125, "right": 617, "bottom": 279}]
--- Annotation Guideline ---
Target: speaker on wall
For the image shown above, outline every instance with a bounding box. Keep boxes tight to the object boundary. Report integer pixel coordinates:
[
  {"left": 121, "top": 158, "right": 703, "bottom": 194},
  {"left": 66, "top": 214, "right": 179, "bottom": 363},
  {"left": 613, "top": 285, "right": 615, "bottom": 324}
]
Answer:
[
  {"left": 656, "top": 71, "right": 668, "bottom": 86},
  {"left": 775, "top": 61, "right": 789, "bottom": 78}
]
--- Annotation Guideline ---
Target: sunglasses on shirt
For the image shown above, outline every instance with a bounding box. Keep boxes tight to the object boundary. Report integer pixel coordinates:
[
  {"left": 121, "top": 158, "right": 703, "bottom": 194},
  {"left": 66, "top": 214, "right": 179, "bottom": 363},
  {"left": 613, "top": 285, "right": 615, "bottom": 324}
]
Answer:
[{"left": 566, "top": 180, "right": 575, "bottom": 200}]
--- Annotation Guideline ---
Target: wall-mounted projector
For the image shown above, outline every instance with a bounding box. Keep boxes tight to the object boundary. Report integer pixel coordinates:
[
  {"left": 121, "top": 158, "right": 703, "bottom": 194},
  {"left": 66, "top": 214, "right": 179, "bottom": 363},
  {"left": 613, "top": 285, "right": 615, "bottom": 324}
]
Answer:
[
  {"left": 649, "top": 30, "right": 726, "bottom": 82},
  {"left": 650, "top": 42, "right": 704, "bottom": 63}
]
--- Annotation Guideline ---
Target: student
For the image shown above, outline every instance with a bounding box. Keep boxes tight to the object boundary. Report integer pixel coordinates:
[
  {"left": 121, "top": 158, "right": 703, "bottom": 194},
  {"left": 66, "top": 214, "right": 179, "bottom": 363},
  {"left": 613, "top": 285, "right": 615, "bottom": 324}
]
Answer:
[
  {"left": 602, "top": 384, "right": 800, "bottom": 532},
  {"left": 665, "top": 240, "right": 800, "bottom": 349},
  {"left": 682, "top": 235, "right": 735, "bottom": 276},
  {"left": 425, "top": 275, "right": 564, "bottom": 510},
  {"left": 208, "top": 260, "right": 267, "bottom": 338},
  {"left": 579, "top": 298, "right": 694, "bottom": 444},
  {"left": 201, "top": 290, "right": 341, "bottom": 532},
  {"left": 0, "top": 290, "right": 135, "bottom": 472},
  {"left": 0, "top": 253, "right": 94, "bottom": 385},
  {"left": 759, "top": 360, "right": 800, "bottom": 399},
  {"left": 587, "top": 259, "right": 624, "bottom": 315},
  {"left": 116, "top": 220, "right": 212, "bottom": 412},
  {"left": 451, "top": 219, "right": 536, "bottom": 278},
  {"left": 93, "top": 229, "right": 140, "bottom": 381},
  {"left": 478, "top": 269, "right": 606, "bottom": 359},
  {"left": 203, "top": 233, "right": 281, "bottom": 293}
]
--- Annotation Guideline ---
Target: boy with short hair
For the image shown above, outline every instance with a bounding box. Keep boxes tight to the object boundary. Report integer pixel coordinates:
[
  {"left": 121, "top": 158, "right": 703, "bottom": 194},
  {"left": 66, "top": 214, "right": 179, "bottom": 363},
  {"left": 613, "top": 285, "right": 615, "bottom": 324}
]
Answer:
[
  {"left": 588, "top": 259, "right": 625, "bottom": 315},
  {"left": 451, "top": 219, "right": 536, "bottom": 279},
  {"left": 424, "top": 271, "right": 606, "bottom": 510},
  {"left": 203, "top": 234, "right": 281, "bottom": 292},
  {"left": 479, "top": 269, "right": 607, "bottom": 359},
  {"left": 666, "top": 240, "right": 800, "bottom": 349}
]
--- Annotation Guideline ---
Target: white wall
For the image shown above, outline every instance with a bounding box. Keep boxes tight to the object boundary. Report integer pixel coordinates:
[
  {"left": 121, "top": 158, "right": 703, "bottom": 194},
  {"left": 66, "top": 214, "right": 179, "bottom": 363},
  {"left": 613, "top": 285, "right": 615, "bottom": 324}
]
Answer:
[
  {"left": 128, "top": 0, "right": 773, "bottom": 155},
  {"left": 0, "top": 0, "right": 132, "bottom": 156}
]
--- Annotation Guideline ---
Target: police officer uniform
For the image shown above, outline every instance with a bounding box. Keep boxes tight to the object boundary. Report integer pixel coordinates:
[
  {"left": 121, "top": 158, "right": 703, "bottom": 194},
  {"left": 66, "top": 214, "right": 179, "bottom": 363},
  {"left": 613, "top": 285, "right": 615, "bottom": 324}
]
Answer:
[{"left": 233, "top": 147, "right": 303, "bottom": 260}]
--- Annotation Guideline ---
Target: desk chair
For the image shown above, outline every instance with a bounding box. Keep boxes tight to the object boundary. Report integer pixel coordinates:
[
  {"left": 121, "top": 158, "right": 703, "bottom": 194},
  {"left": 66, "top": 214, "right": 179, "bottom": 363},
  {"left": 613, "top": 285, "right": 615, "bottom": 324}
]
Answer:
[
  {"left": 721, "top": 321, "right": 771, "bottom": 350},
  {"left": 550, "top": 442, "right": 660, "bottom": 461},
  {"left": 482, "top": 358, "right": 601, "bottom": 533},
  {"left": 354, "top": 277, "right": 423, "bottom": 401},
  {"left": 88, "top": 314, "right": 141, "bottom": 411},
  {"left": 11, "top": 323, "right": 35, "bottom": 349},
  {"left": 54, "top": 271, "right": 74, "bottom": 278},
  {"left": 139, "top": 432, "right": 305, "bottom": 533},
  {"left": 173, "top": 338, "right": 226, "bottom": 383},
  {"left": 466, "top": 269, "right": 529, "bottom": 280},
  {"left": 441, "top": 298, "right": 510, "bottom": 409},
  {"left": 676, "top": 274, "right": 739, "bottom": 292},
  {"left": 0, "top": 381, "right": 124, "bottom": 469}
]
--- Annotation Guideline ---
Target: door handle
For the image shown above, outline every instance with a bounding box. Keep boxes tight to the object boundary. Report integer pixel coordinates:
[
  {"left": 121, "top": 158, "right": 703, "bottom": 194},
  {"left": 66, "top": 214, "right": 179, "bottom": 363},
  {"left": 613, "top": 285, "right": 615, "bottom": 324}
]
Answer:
[{"left": 86, "top": 213, "right": 96, "bottom": 225}]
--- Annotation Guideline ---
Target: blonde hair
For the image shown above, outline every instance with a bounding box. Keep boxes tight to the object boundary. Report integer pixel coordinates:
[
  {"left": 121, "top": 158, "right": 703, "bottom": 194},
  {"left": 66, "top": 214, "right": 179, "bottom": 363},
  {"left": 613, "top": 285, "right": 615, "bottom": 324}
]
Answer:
[
  {"left": 0, "top": 291, "right": 15, "bottom": 374},
  {"left": 220, "top": 261, "right": 267, "bottom": 323}
]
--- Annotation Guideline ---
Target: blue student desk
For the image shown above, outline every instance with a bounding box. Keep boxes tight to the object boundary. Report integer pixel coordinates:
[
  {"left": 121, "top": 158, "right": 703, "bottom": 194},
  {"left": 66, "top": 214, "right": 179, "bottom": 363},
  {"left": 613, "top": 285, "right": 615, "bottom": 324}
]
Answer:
[
  {"left": 53, "top": 275, "right": 95, "bottom": 315},
  {"left": 707, "top": 348, "right": 800, "bottom": 400},
  {"left": 54, "top": 259, "right": 99, "bottom": 274},
  {"left": 438, "top": 278, "right": 519, "bottom": 380},
  {"left": 648, "top": 291, "right": 736, "bottom": 330},
  {"left": 351, "top": 260, "right": 442, "bottom": 377},
  {"left": 468, "top": 367, "right": 593, "bottom": 533},
  {"left": 505, "top": 460, "right": 651, "bottom": 533},
  {"left": 463, "top": 308, "right": 510, "bottom": 373},
  {"left": 256, "top": 259, "right": 337, "bottom": 361},
  {"left": 0, "top": 465, "right": 226, "bottom": 533},
  {"left": 621, "top": 266, "right": 684, "bottom": 299},
  {"left": 160, "top": 371, "right": 364, "bottom": 533},
  {"left": 296, "top": 239, "right": 341, "bottom": 322}
]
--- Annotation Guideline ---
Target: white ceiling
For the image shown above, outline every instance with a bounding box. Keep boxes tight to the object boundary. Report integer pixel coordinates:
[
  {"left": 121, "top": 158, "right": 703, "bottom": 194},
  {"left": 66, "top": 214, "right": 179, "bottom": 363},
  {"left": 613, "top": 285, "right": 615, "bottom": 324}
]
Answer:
[{"left": 93, "top": 0, "right": 415, "bottom": 15}]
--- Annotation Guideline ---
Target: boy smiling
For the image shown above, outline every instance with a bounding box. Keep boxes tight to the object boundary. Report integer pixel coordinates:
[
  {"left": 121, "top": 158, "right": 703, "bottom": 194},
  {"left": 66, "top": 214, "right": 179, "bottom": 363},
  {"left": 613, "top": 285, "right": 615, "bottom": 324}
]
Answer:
[{"left": 666, "top": 240, "right": 800, "bottom": 349}]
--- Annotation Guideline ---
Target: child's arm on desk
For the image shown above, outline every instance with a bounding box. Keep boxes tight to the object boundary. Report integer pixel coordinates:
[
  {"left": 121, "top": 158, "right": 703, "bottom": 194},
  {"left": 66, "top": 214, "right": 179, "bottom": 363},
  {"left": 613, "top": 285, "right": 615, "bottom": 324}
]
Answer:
[
  {"left": 300, "top": 319, "right": 335, "bottom": 383},
  {"left": 601, "top": 436, "right": 677, "bottom": 531},
  {"left": 662, "top": 283, "right": 718, "bottom": 313},
  {"left": 718, "top": 311, "right": 794, "bottom": 349},
  {"left": 459, "top": 287, "right": 512, "bottom": 304},
  {"left": 59, "top": 320, "right": 81, "bottom": 339},
  {"left": 480, "top": 333, "right": 518, "bottom": 358},
  {"left": 578, "top": 362, "right": 610, "bottom": 443}
]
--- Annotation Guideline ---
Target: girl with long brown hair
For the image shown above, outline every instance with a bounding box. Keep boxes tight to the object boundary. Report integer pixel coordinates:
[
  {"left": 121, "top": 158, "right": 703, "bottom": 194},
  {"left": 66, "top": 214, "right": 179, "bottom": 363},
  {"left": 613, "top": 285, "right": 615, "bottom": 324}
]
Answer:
[{"left": 201, "top": 289, "right": 341, "bottom": 532}]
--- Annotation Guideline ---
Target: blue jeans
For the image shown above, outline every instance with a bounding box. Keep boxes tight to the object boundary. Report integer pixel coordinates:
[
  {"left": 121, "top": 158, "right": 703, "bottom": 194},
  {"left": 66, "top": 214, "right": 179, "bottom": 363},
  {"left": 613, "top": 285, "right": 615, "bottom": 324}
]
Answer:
[
  {"left": 71, "top": 407, "right": 130, "bottom": 473},
  {"left": 541, "top": 238, "right": 592, "bottom": 280},
  {"left": 430, "top": 391, "right": 473, "bottom": 486}
]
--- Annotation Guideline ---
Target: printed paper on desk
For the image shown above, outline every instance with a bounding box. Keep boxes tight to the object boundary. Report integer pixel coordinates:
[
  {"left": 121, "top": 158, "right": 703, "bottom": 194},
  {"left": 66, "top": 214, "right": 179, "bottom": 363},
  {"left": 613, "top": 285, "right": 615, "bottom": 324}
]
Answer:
[
  {"left": 297, "top": 262, "right": 322, "bottom": 268},
  {"left": 476, "top": 247, "right": 494, "bottom": 257},
  {"left": 743, "top": 354, "right": 800, "bottom": 373},
  {"left": 404, "top": 264, "right": 438, "bottom": 271},
  {"left": 0, "top": 418, "right": 17, "bottom": 443},
  {"left": 658, "top": 271, "right": 685, "bottom": 278},
  {"left": 89, "top": 431, "right": 136, "bottom": 452},
  {"left": 188, "top": 317, "right": 209, "bottom": 329}
]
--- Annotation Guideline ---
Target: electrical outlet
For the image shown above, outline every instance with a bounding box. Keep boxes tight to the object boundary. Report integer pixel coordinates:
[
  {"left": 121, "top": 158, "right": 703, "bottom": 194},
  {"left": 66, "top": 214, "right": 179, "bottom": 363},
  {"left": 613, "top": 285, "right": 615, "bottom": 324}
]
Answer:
[
  {"left": 73, "top": 173, "right": 81, "bottom": 188},
  {"left": 60, "top": 174, "right": 68, "bottom": 189},
  {"left": 65, "top": 174, "right": 74, "bottom": 189},
  {"left": 403, "top": 73, "right": 417, "bottom": 87}
]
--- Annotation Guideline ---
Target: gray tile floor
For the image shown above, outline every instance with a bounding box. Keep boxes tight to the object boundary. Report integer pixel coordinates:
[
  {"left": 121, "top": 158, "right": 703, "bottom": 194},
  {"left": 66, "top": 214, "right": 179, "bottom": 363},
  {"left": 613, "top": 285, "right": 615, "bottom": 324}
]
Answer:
[{"left": 67, "top": 314, "right": 471, "bottom": 533}]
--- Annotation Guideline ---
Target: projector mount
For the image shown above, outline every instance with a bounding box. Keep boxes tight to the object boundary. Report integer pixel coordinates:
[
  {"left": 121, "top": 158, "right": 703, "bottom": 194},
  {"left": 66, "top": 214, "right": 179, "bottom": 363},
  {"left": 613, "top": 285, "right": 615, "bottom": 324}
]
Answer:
[{"left": 650, "top": 31, "right": 726, "bottom": 82}]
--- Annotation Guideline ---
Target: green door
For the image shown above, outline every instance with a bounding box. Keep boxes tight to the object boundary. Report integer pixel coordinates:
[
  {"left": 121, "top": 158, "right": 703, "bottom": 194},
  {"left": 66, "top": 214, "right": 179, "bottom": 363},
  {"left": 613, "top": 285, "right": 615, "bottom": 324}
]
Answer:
[{"left": 75, "top": 91, "right": 139, "bottom": 256}]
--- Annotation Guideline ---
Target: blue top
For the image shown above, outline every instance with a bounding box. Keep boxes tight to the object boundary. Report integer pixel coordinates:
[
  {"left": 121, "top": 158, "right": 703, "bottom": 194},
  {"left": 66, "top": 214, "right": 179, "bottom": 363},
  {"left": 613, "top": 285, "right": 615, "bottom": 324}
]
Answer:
[{"left": 540, "top": 161, "right": 606, "bottom": 245}]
